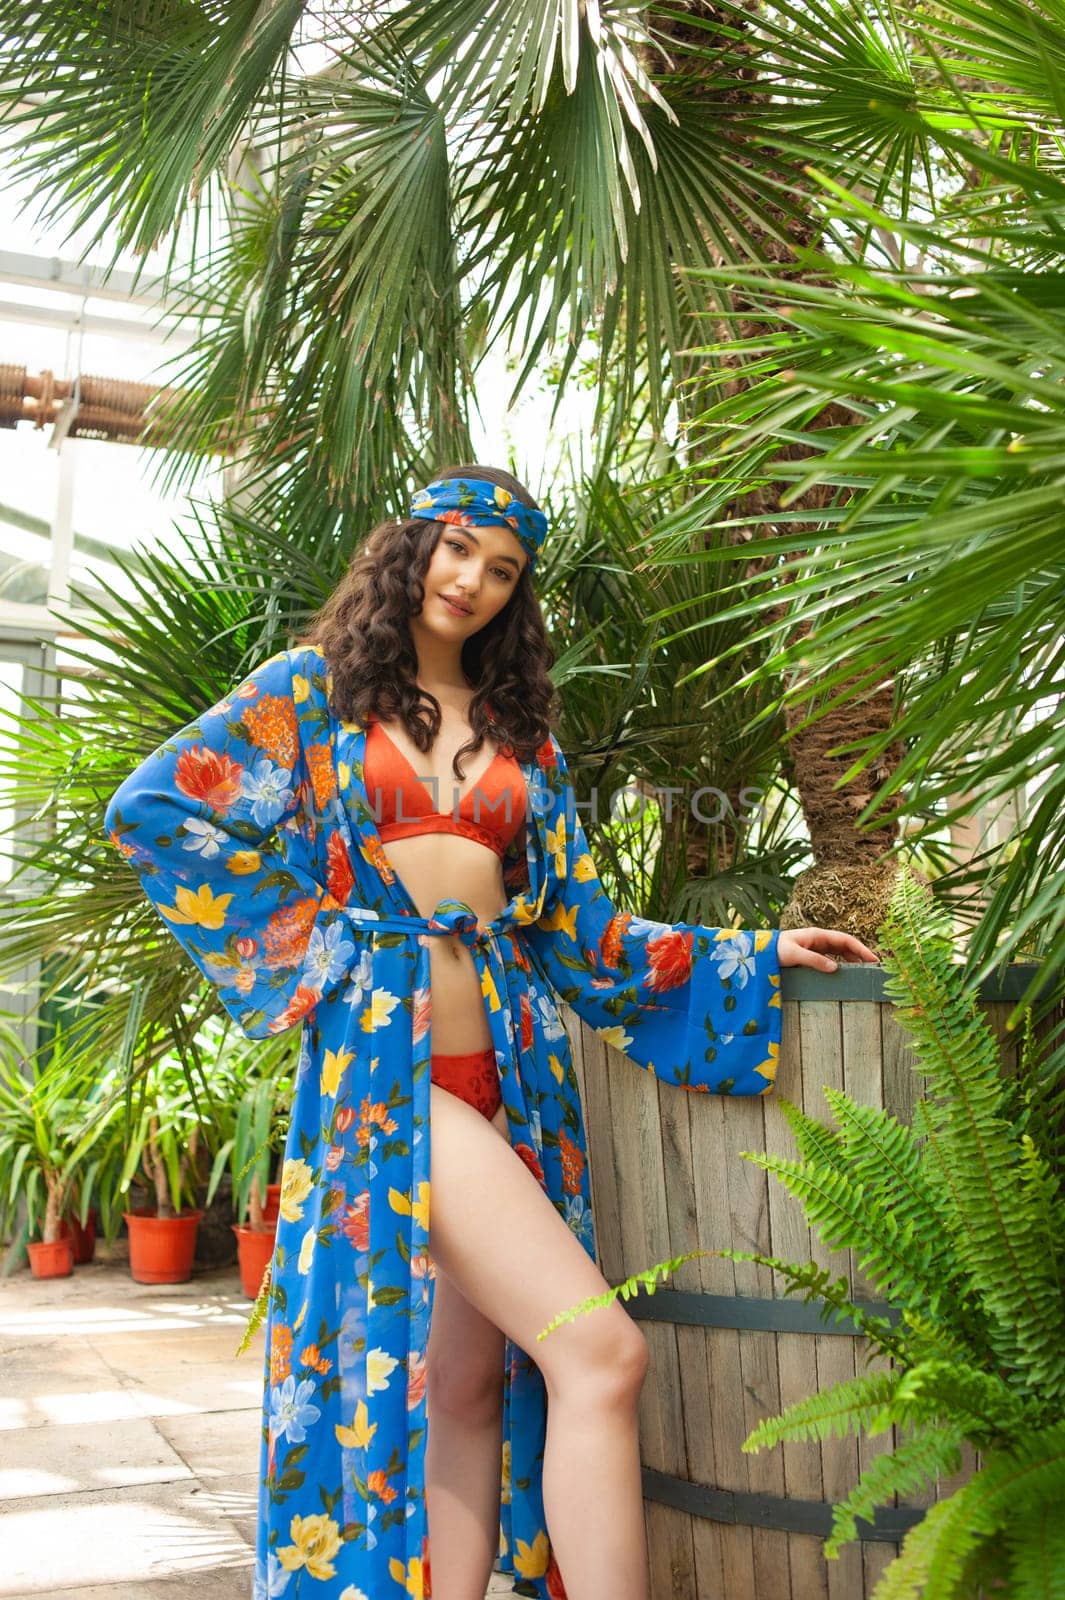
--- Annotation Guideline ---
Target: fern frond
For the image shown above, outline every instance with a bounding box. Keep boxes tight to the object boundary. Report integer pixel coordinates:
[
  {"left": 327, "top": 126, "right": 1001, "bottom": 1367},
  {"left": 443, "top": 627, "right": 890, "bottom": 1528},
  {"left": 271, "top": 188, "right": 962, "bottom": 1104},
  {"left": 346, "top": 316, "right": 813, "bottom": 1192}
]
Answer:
[
  {"left": 825, "top": 1422, "right": 966, "bottom": 1559},
  {"left": 535, "top": 1249, "right": 711, "bottom": 1338},
  {"left": 891, "top": 1359, "right": 1029, "bottom": 1440},
  {"left": 942, "top": 1421, "right": 1065, "bottom": 1548},
  {"left": 718, "top": 1248, "right": 906, "bottom": 1357},
  {"left": 235, "top": 1259, "right": 272, "bottom": 1357},
  {"left": 869, "top": 1487, "right": 985, "bottom": 1600},
  {"left": 879, "top": 867, "right": 1065, "bottom": 1394},
  {"left": 776, "top": 1094, "right": 850, "bottom": 1172},
  {"left": 742, "top": 1149, "right": 952, "bottom": 1319},
  {"left": 875, "top": 1421, "right": 1065, "bottom": 1599},
  {"left": 893, "top": 1305, "right": 989, "bottom": 1372},
  {"left": 1004, "top": 1497, "right": 1065, "bottom": 1600},
  {"left": 1016, "top": 1131, "right": 1064, "bottom": 1300},
  {"left": 741, "top": 1369, "right": 900, "bottom": 1452},
  {"left": 819, "top": 1088, "right": 957, "bottom": 1271}
]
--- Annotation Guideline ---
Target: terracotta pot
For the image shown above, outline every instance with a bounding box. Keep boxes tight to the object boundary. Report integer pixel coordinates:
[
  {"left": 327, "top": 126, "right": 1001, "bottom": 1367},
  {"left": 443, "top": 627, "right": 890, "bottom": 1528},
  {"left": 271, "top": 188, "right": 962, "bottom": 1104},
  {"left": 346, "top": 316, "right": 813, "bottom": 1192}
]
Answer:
[
  {"left": 264, "top": 1183, "right": 282, "bottom": 1222},
  {"left": 232, "top": 1221, "right": 277, "bottom": 1298},
  {"left": 58, "top": 1209, "right": 97, "bottom": 1265},
  {"left": 122, "top": 1208, "right": 204, "bottom": 1284},
  {"left": 27, "top": 1238, "right": 74, "bottom": 1279}
]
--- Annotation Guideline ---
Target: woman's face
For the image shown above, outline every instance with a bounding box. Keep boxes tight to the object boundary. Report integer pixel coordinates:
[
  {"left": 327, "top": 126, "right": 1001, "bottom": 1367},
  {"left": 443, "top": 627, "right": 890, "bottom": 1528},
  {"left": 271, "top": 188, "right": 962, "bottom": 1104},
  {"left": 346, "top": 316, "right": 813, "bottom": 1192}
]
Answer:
[{"left": 420, "top": 521, "right": 528, "bottom": 634}]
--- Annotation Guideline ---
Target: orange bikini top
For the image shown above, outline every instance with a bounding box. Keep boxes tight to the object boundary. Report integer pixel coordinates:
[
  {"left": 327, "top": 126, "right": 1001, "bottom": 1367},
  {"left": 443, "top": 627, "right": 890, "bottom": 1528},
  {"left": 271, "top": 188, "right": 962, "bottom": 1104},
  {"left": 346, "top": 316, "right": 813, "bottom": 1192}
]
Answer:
[{"left": 363, "top": 712, "right": 527, "bottom": 860}]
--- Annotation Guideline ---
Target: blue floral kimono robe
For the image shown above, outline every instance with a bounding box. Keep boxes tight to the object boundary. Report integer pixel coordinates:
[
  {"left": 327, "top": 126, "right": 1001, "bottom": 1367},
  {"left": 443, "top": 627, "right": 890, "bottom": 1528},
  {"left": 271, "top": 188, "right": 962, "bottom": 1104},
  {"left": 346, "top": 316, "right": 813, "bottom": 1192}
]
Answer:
[{"left": 104, "top": 643, "right": 782, "bottom": 1600}]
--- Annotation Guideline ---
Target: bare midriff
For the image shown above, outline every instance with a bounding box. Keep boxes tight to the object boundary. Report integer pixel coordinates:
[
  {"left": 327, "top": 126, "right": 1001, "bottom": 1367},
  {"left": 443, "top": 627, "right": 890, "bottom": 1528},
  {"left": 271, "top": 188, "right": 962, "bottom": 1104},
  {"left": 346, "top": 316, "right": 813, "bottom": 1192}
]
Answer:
[{"left": 370, "top": 714, "right": 522, "bottom": 1055}]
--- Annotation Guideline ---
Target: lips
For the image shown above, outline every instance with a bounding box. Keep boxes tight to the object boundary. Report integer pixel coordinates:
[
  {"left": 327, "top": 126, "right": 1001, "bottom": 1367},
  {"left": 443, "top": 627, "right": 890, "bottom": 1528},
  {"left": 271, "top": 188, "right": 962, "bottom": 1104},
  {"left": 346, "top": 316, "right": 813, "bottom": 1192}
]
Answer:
[{"left": 440, "top": 595, "right": 472, "bottom": 616}]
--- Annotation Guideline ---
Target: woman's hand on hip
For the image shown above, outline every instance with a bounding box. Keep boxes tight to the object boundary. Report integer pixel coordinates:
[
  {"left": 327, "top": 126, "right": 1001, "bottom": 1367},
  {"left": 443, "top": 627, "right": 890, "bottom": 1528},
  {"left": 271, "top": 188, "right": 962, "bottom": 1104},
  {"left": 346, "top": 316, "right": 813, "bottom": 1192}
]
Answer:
[{"left": 777, "top": 927, "right": 880, "bottom": 973}]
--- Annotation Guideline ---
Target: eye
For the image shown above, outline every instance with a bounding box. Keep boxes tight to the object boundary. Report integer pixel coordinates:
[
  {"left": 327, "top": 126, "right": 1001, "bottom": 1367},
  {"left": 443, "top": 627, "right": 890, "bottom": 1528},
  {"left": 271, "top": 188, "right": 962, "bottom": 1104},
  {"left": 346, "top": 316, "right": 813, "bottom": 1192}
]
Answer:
[{"left": 447, "top": 538, "right": 512, "bottom": 582}]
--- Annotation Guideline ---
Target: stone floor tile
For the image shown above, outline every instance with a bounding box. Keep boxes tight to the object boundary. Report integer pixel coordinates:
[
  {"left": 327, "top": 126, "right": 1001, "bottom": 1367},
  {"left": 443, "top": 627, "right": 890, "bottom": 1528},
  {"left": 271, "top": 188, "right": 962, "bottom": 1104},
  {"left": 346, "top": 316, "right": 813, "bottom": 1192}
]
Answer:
[
  {"left": 0, "top": 1479, "right": 254, "bottom": 1594},
  {"left": 0, "top": 1338, "right": 115, "bottom": 1383},
  {"left": 7, "top": 1577, "right": 252, "bottom": 1600},
  {"left": 0, "top": 1416, "right": 192, "bottom": 1501},
  {"left": 0, "top": 1380, "right": 151, "bottom": 1433},
  {"left": 111, "top": 1359, "right": 264, "bottom": 1418},
  {"left": 88, "top": 1331, "right": 263, "bottom": 1371},
  {"left": 154, "top": 1410, "right": 261, "bottom": 1481},
  {"left": 187, "top": 1474, "right": 260, "bottom": 1547}
]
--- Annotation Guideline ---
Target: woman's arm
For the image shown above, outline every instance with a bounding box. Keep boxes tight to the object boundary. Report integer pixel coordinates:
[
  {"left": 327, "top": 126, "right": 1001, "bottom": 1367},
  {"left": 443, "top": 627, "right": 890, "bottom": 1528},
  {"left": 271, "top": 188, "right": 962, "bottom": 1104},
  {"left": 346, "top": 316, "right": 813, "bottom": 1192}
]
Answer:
[
  {"left": 104, "top": 648, "right": 358, "bottom": 1039},
  {"left": 523, "top": 737, "right": 783, "bottom": 1096}
]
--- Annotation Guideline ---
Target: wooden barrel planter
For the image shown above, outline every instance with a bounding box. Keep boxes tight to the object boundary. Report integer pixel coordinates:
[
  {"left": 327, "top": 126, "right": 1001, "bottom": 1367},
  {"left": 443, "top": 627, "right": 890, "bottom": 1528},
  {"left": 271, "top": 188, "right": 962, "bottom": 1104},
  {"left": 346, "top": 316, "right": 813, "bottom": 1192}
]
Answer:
[{"left": 566, "top": 963, "right": 1041, "bottom": 1600}]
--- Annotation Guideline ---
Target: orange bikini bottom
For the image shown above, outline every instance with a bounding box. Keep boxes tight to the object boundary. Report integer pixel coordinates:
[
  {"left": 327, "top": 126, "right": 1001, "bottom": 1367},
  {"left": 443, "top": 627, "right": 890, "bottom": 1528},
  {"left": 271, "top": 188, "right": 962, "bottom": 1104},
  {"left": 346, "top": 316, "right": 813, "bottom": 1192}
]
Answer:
[{"left": 430, "top": 1046, "right": 502, "bottom": 1121}]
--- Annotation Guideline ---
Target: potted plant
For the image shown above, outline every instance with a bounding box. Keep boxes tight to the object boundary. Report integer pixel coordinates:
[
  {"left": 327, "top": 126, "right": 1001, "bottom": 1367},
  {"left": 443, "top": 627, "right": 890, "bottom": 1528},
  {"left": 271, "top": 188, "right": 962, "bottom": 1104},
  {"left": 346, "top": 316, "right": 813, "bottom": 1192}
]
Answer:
[
  {"left": 59, "top": 1058, "right": 148, "bottom": 1262},
  {"left": 0, "top": 1017, "right": 99, "bottom": 1279},
  {"left": 118, "top": 1053, "right": 207, "bottom": 1283},
  {"left": 263, "top": 1064, "right": 292, "bottom": 1222},
  {"left": 57, "top": 1188, "right": 97, "bottom": 1264},
  {"left": 207, "top": 1073, "right": 279, "bottom": 1298},
  {"left": 203, "top": 1051, "right": 293, "bottom": 1298}
]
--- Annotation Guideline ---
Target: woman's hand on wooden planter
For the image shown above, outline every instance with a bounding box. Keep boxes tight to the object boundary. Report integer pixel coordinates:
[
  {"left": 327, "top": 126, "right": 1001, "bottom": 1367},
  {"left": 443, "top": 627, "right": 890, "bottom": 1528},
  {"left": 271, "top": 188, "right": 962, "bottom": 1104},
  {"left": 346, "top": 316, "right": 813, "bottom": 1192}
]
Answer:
[{"left": 777, "top": 928, "right": 880, "bottom": 973}]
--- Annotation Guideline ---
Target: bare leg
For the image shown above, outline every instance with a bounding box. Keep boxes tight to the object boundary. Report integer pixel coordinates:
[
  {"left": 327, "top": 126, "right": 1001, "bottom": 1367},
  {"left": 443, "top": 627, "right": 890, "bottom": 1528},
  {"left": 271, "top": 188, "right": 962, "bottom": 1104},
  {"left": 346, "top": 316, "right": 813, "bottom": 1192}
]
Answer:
[
  {"left": 428, "top": 1082, "right": 651, "bottom": 1600},
  {"left": 425, "top": 1099, "right": 509, "bottom": 1600}
]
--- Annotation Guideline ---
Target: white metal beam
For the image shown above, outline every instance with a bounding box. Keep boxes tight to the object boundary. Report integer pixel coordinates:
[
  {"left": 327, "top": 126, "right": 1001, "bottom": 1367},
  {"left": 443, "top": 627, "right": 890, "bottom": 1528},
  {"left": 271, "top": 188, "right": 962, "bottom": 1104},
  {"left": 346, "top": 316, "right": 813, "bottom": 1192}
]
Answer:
[
  {"left": 0, "top": 247, "right": 223, "bottom": 317},
  {"left": 0, "top": 295, "right": 197, "bottom": 344},
  {"left": 0, "top": 600, "right": 105, "bottom": 639}
]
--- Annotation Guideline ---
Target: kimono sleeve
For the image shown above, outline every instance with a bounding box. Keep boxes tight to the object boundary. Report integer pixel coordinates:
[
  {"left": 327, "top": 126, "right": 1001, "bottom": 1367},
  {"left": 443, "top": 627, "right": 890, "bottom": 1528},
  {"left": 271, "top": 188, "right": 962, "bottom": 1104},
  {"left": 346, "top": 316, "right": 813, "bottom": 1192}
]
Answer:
[
  {"left": 524, "top": 738, "right": 782, "bottom": 1096},
  {"left": 103, "top": 648, "right": 358, "bottom": 1040}
]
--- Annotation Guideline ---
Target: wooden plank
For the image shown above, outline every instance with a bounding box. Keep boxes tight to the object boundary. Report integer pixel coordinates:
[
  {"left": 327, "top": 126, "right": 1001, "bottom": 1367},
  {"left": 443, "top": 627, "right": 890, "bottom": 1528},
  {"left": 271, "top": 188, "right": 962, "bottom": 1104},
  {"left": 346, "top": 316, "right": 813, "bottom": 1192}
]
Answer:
[
  {"left": 690, "top": 1090, "right": 756, "bottom": 1594},
  {"left": 571, "top": 1015, "right": 694, "bottom": 1597},
  {"left": 788, "top": 1533, "right": 832, "bottom": 1599},
  {"left": 659, "top": 1079, "right": 724, "bottom": 1599},
  {"left": 880, "top": 1003, "right": 922, "bottom": 1133},
  {"left": 572, "top": 1017, "right": 624, "bottom": 1283},
  {"left": 855, "top": 1335, "right": 899, "bottom": 1594},
  {"left": 603, "top": 1042, "right": 693, "bottom": 1600},
  {"left": 840, "top": 1002, "right": 883, "bottom": 1301},
  {"left": 841, "top": 1002, "right": 898, "bottom": 1598},
  {"left": 721, "top": 1084, "right": 786, "bottom": 1600},
  {"left": 878, "top": 1003, "right": 935, "bottom": 1525},
  {"left": 799, "top": 1001, "right": 863, "bottom": 1600},
  {"left": 650, "top": 1502, "right": 709, "bottom": 1600},
  {"left": 863, "top": 1541, "right": 901, "bottom": 1593},
  {"left": 639, "top": 1070, "right": 696, "bottom": 1598},
  {"left": 936, "top": 1438, "right": 979, "bottom": 1503},
  {"left": 981, "top": 1000, "right": 1018, "bottom": 1082},
  {"left": 765, "top": 999, "right": 815, "bottom": 1287},
  {"left": 768, "top": 998, "right": 826, "bottom": 1600}
]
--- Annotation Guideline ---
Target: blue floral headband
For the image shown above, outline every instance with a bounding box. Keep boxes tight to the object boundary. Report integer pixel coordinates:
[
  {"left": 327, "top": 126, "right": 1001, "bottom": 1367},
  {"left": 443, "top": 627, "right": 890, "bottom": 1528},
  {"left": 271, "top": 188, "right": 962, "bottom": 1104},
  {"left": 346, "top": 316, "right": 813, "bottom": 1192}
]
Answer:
[{"left": 408, "top": 476, "right": 548, "bottom": 569}]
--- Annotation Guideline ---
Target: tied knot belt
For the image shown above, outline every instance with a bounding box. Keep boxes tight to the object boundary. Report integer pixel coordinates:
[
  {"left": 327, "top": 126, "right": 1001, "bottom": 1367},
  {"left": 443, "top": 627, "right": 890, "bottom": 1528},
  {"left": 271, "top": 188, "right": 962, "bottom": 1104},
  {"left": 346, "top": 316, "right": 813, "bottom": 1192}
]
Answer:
[{"left": 340, "top": 897, "right": 499, "bottom": 952}]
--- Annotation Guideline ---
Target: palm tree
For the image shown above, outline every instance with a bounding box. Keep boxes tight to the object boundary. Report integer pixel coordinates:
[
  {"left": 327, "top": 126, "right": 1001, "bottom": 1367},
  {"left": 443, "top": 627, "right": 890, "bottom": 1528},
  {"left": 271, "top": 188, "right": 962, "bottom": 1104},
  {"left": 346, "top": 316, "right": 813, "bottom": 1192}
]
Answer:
[
  {"left": 644, "top": 1, "right": 912, "bottom": 920},
  {"left": 0, "top": 1, "right": 1004, "bottom": 525},
  {"left": 0, "top": 0, "right": 1058, "bottom": 1105},
  {"left": 637, "top": 52, "right": 1065, "bottom": 1131}
]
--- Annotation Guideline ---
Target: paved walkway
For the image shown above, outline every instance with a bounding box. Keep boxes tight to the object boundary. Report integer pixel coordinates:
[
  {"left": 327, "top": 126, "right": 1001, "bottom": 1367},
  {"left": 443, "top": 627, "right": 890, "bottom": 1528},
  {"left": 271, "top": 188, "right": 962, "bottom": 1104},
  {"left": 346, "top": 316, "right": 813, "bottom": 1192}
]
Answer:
[{"left": 0, "top": 1251, "right": 516, "bottom": 1598}]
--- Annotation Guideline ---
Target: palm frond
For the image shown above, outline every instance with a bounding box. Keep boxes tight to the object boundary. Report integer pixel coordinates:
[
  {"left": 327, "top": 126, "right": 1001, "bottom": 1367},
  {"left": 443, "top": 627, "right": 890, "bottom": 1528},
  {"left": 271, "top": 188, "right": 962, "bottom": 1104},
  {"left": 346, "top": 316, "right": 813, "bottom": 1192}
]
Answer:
[{"left": 0, "top": 0, "right": 304, "bottom": 268}]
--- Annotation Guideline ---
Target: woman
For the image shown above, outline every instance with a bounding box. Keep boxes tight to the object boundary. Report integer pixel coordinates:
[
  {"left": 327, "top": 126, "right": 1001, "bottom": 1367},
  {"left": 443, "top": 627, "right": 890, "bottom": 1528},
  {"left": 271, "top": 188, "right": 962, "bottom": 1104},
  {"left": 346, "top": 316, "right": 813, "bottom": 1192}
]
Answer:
[{"left": 104, "top": 463, "right": 877, "bottom": 1600}]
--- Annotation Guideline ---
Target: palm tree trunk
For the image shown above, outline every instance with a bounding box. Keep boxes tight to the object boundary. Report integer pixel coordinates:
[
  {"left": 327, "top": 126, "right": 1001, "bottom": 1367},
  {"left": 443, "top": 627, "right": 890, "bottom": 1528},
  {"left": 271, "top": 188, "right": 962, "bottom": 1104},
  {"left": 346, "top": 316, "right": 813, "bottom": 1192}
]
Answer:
[{"left": 651, "top": 2, "right": 910, "bottom": 944}]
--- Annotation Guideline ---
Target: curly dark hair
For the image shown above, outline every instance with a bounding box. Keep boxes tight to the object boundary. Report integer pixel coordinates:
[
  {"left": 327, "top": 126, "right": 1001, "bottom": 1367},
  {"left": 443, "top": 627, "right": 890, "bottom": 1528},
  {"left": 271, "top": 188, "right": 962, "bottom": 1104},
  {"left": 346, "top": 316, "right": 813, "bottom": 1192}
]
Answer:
[{"left": 293, "top": 462, "right": 557, "bottom": 781}]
